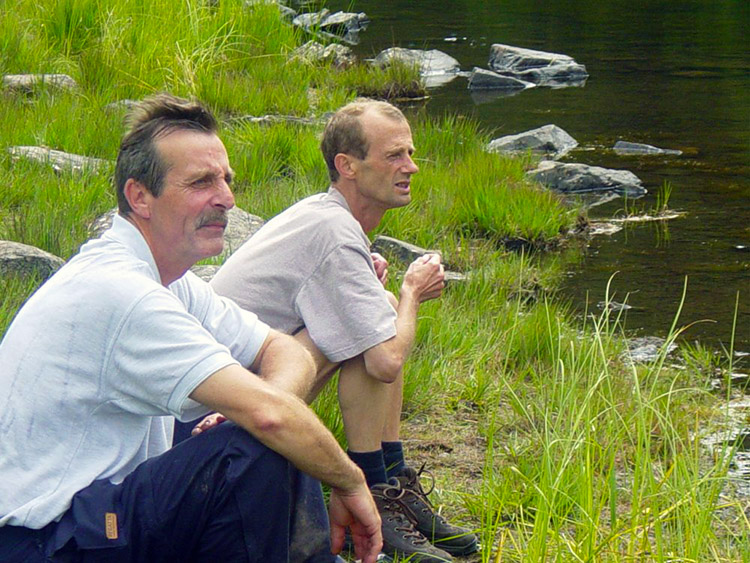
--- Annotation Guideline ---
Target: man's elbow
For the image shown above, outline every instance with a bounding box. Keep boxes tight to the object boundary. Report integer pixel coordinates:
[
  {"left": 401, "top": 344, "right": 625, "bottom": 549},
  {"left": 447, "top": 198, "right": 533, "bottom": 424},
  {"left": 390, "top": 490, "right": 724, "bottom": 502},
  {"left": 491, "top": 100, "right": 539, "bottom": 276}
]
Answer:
[{"left": 247, "top": 406, "right": 287, "bottom": 437}]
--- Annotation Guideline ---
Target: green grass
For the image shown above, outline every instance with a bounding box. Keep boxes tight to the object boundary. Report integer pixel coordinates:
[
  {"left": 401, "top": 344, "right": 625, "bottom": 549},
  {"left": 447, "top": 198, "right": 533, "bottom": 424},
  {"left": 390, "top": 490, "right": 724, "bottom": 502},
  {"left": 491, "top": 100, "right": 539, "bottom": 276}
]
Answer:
[{"left": 1, "top": 1, "right": 747, "bottom": 560}]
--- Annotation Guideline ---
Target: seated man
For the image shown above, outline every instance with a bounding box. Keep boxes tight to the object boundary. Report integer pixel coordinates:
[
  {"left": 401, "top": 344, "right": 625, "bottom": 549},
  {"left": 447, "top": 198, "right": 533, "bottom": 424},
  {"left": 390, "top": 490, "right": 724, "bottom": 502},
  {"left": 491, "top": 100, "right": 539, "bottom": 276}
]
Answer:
[
  {"left": 0, "top": 94, "right": 381, "bottom": 563},
  {"left": 211, "top": 99, "right": 478, "bottom": 562}
]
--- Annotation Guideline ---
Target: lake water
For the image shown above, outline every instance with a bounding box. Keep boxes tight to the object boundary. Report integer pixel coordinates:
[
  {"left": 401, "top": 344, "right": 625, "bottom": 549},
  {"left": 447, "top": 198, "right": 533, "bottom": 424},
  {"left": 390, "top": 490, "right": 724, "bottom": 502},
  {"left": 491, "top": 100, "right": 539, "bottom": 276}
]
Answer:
[{"left": 325, "top": 0, "right": 750, "bottom": 352}]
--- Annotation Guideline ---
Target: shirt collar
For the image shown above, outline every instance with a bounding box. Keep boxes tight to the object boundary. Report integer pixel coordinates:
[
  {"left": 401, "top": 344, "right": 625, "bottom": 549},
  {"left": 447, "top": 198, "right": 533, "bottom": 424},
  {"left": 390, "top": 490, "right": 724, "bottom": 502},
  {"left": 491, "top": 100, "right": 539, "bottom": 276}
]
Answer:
[
  {"left": 326, "top": 186, "right": 353, "bottom": 214},
  {"left": 108, "top": 213, "right": 161, "bottom": 283}
]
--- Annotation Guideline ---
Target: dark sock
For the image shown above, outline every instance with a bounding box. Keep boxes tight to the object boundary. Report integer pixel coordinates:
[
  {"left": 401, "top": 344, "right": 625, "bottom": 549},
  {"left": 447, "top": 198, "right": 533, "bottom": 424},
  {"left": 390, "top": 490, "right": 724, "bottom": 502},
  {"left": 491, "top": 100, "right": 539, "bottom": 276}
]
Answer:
[
  {"left": 382, "top": 441, "right": 406, "bottom": 478},
  {"left": 347, "top": 449, "right": 387, "bottom": 487}
]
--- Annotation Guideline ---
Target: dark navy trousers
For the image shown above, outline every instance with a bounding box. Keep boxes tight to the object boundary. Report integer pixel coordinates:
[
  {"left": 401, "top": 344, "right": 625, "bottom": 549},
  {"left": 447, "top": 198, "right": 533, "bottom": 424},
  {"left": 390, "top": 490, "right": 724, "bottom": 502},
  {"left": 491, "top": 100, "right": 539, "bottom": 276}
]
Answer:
[{"left": 0, "top": 422, "right": 334, "bottom": 562}]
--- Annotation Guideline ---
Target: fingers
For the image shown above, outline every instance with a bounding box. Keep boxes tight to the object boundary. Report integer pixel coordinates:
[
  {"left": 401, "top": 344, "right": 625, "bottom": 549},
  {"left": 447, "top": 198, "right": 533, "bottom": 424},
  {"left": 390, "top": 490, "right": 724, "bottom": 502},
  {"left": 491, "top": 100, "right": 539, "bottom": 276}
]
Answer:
[
  {"left": 371, "top": 253, "right": 389, "bottom": 286},
  {"left": 330, "top": 523, "right": 345, "bottom": 555},
  {"left": 328, "top": 487, "right": 382, "bottom": 562},
  {"left": 191, "top": 413, "right": 227, "bottom": 435}
]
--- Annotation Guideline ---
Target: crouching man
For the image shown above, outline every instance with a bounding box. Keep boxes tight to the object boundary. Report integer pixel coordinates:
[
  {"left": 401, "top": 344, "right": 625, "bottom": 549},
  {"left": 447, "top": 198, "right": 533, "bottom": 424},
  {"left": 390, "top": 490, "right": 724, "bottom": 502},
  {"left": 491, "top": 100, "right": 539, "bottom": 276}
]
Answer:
[
  {"left": 211, "top": 99, "right": 478, "bottom": 562},
  {"left": 0, "top": 94, "right": 381, "bottom": 563}
]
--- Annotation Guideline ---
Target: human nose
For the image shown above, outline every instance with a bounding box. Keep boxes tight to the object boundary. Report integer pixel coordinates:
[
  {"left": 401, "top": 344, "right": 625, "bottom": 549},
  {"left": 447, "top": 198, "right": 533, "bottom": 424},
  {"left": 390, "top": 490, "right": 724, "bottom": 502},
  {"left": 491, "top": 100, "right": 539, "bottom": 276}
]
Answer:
[
  {"left": 214, "top": 178, "right": 235, "bottom": 210},
  {"left": 404, "top": 154, "right": 419, "bottom": 174}
]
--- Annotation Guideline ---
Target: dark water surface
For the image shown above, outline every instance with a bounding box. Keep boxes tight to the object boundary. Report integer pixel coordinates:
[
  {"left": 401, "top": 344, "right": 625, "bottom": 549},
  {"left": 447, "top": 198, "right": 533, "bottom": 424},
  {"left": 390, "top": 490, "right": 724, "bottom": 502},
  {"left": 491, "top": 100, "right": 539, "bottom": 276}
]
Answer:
[{"left": 327, "top": 0, "right": 750, "bottom": 351}]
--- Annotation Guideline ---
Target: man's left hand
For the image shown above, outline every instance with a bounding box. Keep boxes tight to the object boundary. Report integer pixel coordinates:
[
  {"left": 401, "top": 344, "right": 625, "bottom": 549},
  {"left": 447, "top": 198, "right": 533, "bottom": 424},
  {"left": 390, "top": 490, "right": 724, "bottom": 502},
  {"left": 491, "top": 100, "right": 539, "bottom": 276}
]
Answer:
[
  {"left": 329, "top": 483, "right": 382, "bottom": 563},
  {"left": 371, "top": 253, "right": 388, "bottom": 287},
  {"left": 191, "top": 412, "right": 227, "bottom": 436}
]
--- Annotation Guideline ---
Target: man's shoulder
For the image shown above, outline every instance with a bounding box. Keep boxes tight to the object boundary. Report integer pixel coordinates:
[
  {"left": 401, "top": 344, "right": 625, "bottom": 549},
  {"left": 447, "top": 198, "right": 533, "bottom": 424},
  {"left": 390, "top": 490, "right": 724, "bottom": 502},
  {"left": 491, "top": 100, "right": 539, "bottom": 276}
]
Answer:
[
  {"left": 261, "top": 192, "right": 363, "bottom": 243},
  {"left": 58, "top": 243, "right": 167, "bottom": 310}
]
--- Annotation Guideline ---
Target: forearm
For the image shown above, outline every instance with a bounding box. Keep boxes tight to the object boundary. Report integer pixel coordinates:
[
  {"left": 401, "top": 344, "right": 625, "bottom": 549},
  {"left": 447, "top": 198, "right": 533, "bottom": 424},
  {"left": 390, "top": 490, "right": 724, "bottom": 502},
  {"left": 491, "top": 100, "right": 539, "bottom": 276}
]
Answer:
[
  {"left": 363, "top": 254, "right": 444, "bottom": 381},
  {"left": 234, "top": 387, "right": 363, "bottom": 490},
  {"left": 362, "top": 287, "right": 420, "bottom": 382},
  {"left": 191, "top": 365, "right": 365, "bottom": 493}
]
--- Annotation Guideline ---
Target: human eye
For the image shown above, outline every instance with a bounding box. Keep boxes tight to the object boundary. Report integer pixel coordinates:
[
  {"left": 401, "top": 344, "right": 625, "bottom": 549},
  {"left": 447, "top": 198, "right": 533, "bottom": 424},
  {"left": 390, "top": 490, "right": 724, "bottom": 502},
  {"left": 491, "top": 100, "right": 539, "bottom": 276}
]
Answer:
[{"left": 191, "top": 177, "right": 210, "bottom": 188}]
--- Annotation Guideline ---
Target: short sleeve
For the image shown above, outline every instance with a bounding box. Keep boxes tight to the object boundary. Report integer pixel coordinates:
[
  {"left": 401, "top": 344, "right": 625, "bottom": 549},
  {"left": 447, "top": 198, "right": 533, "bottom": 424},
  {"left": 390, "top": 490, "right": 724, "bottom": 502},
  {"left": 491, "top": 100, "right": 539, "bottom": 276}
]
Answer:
[
  {"left": 295, "top": 244, "right": 397, "bottom": 362},
  {"left": 105, "top": 288, "right": 255, "bottom": 421},
  {"left": 171, "top": 272, "right": 271, "bottom": 368}
]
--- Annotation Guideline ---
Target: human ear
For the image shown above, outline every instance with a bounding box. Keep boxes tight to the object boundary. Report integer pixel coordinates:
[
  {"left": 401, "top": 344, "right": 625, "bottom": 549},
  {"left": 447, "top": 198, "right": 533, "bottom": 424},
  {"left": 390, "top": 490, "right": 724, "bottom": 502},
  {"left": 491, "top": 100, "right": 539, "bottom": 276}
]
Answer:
[
  {"left": 334, "top": 153, "right": 358, "bottom": 180},
  {"left": 123, "top": 179, "right": 153, "bottom": 220}
]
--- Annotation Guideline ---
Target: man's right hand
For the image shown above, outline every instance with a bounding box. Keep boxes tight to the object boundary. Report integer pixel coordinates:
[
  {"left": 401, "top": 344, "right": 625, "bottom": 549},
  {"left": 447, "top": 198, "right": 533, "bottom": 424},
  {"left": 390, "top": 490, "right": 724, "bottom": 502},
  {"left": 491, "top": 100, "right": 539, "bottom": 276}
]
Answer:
[
  {"left": 402, "top": 253, "right": 445, "bottom": 303},
  {"left": 329, "top": 483, "right": 383, "bottom": 563}
]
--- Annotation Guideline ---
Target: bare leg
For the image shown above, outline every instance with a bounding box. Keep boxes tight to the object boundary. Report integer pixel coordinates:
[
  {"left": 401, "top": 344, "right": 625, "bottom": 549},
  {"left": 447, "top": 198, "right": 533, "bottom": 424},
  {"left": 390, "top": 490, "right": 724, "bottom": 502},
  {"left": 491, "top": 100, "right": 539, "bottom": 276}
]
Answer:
[
  {"left": 380, "top": 370, "right": 403, "bottom": 442},
  {"left": 380, "top": 291, "right": 404, "bottom": 442},
  {"left": 293, "top": 294, "right": 405, "bottom": 450},
  {"left": 338, "top": 354, "right": 393, "bottom": 451},
  {"left": 292, "top": 329, "right": 340, "bottom": 404}
]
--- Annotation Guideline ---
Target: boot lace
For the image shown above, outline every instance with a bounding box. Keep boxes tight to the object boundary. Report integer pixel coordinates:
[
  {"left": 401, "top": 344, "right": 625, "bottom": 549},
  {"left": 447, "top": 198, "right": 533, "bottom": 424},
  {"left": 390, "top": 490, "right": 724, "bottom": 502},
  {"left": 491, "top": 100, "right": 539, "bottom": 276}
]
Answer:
[{"left": 372, "top": 481, "right": 429, "bottom": 544}]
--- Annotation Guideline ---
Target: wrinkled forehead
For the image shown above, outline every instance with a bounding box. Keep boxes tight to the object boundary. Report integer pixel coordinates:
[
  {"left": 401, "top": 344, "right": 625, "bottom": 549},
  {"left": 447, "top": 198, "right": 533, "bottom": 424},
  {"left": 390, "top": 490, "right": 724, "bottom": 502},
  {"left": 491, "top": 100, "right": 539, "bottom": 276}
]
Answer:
[{"left": 155, "top": 129, "right": 230, "bottom": 174}]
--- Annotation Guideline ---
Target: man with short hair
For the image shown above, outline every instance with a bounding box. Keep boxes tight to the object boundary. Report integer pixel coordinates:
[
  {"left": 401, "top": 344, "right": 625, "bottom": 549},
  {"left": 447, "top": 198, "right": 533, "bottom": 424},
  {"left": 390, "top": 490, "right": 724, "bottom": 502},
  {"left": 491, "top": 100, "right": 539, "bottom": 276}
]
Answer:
[
  {"left": 0, "top": 93, "right": 381, "bottom": 563},
  {"left": 211, "top": 99, "right": 478, "bottom": 562}
]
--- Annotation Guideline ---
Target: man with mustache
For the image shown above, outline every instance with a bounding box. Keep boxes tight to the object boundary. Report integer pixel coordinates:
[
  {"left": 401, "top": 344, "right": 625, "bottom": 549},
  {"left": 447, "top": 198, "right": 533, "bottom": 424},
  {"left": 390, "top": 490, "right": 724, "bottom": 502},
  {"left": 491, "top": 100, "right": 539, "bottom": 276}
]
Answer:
[
  {"left": 211, "top": 99, "right": 478, "bottom": 562},
  {"left": 0, "top": 94, "right": 381, "bottom": 563}
]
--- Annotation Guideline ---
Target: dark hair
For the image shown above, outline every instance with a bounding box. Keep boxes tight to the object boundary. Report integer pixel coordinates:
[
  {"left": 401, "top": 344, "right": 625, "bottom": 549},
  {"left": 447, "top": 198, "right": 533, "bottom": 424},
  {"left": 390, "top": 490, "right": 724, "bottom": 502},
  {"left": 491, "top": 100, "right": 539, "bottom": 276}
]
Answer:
[
  {"left": 115, "top": 93, "right": 218, "bottom": 214},
  {"left": 320, "top": 98, "right": 406, "bottom": 183}
]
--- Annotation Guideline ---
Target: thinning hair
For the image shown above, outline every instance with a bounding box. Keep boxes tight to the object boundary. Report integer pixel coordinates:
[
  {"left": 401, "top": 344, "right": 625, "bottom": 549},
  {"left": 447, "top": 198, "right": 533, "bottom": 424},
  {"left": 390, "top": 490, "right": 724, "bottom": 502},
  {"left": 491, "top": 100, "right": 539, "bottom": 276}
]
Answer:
[
  {"left": 320, "top": 98, "right": 407, "bottom": 183},
  {"left": 115, "top": 93, "right": 219, "bottom": 214}
]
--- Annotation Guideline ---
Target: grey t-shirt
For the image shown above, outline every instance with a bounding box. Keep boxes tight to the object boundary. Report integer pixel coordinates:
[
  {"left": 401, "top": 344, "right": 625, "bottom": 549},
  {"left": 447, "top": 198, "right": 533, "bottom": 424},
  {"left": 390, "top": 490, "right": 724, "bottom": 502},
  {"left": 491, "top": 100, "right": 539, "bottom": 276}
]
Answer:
[{"left": 211, "top": 188, "right": 397, "bottom": 362}]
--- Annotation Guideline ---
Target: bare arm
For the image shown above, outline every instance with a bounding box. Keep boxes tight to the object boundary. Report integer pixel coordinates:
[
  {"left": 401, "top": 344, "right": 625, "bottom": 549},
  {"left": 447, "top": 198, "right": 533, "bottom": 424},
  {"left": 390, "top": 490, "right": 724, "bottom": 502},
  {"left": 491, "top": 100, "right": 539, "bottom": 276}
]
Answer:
[
  {"left": 191, "top": 328, "right": 316, "bottom": 434},
  {"left": 363, "top": 253, "right": 444, "bottom": 382}
]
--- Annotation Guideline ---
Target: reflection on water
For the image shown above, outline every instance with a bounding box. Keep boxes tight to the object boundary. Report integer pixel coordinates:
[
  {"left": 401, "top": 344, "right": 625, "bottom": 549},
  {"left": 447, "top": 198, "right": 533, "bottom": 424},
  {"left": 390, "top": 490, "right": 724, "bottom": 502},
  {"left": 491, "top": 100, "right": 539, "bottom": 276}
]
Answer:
[{"left": 325, "top": 0, "right": 749, "bottom": 350}]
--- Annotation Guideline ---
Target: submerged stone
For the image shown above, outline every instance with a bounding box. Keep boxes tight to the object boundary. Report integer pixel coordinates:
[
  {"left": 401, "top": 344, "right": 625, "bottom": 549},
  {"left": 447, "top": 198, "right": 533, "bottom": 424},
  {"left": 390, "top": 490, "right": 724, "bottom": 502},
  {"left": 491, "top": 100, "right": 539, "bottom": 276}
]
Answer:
[
  {"left": 467, "top": 67, "right": 534, "bottom": 90},
  {"left": 528, "top": 160, "right": 647, "bottom": 198},
  {"left": 511, "top": 64, "right": 588, "bottom": 88},
  {"left": 487, "top": 124, "right": 578, "bottom": 159},
  {"left": 624, "top": 336, "right": 677, "bottom": 363},
  {"left": 613, "top": 140, "right": 683, "bottom": 156}
]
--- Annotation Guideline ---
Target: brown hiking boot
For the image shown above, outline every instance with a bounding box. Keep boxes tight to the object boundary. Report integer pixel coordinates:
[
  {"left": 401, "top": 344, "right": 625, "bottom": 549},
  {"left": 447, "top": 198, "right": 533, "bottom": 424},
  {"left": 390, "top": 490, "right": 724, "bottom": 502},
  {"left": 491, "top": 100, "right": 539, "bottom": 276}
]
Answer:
[
  {"left": 393, "top": 466, "right": 479, "bottom": 556},
  {"left": 370, "top": 480, "right": 453, "bottom": 562}
]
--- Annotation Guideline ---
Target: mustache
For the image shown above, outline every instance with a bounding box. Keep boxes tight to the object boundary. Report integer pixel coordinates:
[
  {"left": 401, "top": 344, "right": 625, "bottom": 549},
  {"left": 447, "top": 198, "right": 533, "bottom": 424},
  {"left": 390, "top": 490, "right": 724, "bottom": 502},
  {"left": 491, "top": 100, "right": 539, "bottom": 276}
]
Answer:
[{"left": 196, "top": 210, "right": 228, "bottom": 229}]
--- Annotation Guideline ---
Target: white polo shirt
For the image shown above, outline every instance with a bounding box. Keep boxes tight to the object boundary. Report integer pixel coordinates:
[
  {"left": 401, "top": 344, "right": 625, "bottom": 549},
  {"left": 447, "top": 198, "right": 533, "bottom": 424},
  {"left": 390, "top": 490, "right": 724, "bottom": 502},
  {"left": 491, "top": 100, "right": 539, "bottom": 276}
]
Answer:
[{"left": 0, "top": 215, "right": 270, "bottom": 529}]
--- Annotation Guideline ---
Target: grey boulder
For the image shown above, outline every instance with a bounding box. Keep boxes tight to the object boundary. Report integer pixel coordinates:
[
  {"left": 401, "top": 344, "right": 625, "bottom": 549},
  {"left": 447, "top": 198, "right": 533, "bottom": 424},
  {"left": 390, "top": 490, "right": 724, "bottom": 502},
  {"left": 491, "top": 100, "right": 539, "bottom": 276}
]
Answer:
[
  {"left": 467, "top": 67, "right": 535, "bottom": 90},
  {"left": 371, "top": 235, "right": 465, "bottom": 283},
  {"left": 528, "top": 160, "right": 647, "bottom": 198},
  {"left": 488, "top": 44, "right": 588, "bottom": 87},
  {"left": 8, "top": 146, "right": 110, "bottom": 175},
  {"left": 488, "top": 124, "right": 578, "bottom": 159},
  {"left": 292, "top": 41, "right": 355, "bottom": 68},
  {"left": 0, "top": 241, "right": 65, "bottom": 281},
  {"left": 2, "top": 73, "right": 78, "bottom": 94},
  {"left": 373, "top": 48, "right": 460, "bottom": 87},
  {"left": 292, "top": 9, "right": 368, "bottom": 44}
]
